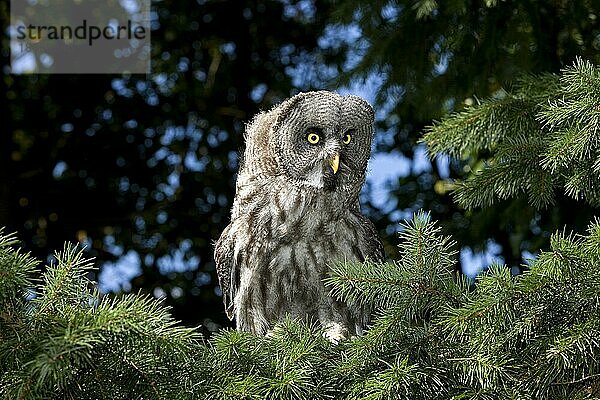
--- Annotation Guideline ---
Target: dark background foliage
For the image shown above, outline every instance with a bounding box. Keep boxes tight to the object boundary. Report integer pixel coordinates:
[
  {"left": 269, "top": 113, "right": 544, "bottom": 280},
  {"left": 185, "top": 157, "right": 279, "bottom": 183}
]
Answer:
[{"left": 2, "top": 0, "right": 599, "bottom": 332}]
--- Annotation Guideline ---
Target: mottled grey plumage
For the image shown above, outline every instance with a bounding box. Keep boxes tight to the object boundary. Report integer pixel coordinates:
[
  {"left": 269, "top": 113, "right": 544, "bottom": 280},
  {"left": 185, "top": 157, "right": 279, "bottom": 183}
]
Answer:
[{"left": 214, "top": 91, "right": 384, "bottom": 340}]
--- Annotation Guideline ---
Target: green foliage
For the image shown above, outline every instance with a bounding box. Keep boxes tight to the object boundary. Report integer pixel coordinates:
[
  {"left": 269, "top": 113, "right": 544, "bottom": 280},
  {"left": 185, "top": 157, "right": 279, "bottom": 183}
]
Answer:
[
  {"left": 424, "top": 59, "right": 600, "bottom": 209},
  {"left": 2, "top": 211, "right": 599, "bottom": 398},
  {"left": 0, "top": 238, "right": 201, "bottom": 399},
  {"left": 206, "top": 321, "right": 336, "bottom": 400},
  {"left": 325, "top": 211, "right": 458, "bottom": 314},
  {"left": 0, "top": 229, "right": 38, "bottom": 303}
]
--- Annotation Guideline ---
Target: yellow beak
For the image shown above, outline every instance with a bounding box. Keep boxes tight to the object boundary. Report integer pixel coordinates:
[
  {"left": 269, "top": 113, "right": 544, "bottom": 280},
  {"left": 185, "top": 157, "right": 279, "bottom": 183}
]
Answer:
[{"left": 328, "top": 153, "right": 340, "bottom": 174}]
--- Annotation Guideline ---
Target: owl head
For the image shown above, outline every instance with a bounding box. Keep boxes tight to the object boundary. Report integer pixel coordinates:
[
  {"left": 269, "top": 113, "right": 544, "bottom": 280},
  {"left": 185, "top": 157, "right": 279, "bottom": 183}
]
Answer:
[{"left": 241, "top": 91, "right": 375, "bottom": 198}]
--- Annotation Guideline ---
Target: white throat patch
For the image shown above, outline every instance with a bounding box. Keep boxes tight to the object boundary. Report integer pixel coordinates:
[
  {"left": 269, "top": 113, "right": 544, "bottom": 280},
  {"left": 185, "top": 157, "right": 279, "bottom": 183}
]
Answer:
[{"left": 303, "top": 163, "right": 324, "bottom": 188}]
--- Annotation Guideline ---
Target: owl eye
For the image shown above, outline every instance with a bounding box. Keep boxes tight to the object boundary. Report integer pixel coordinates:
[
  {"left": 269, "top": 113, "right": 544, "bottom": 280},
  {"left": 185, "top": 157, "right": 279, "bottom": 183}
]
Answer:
[
  {"left": 343, "top": 133, "right": 352, "bottom": 144},
  {"left": 306, "top": 131, "right": 321, "bottom": 145}
]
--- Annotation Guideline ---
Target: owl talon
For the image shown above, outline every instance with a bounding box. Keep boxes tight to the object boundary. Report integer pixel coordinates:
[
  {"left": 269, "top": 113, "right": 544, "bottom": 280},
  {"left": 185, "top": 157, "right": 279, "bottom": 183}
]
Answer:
[
  {"left": 265, "top": 327, "right": 278, "bottom": 339},
  {"left": 323, "top": 323, "right": 348, "bottom": 343}
]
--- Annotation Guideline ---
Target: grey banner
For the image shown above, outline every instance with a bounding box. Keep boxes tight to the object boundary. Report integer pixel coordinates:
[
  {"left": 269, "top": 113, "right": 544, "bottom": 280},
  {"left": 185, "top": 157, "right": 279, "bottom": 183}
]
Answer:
[{"left": 10, "top": 0, "right": 151, "bottom": 74}]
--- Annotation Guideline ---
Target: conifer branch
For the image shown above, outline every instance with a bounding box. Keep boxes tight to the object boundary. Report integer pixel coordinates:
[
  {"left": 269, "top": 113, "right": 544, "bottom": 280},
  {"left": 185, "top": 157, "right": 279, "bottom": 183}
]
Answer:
[
  {"left": 424, "top": 58, "right": 600, "bottom": 209},
  {"left": 2, "top": 150, "right": 600, "bottom": 398}
]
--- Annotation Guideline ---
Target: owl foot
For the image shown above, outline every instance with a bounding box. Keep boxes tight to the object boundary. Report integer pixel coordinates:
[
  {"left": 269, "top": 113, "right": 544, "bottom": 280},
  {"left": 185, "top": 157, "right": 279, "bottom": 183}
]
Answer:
[
  {"left": 323, "top": 323, "right": 348, "bottom": 343},
  {"left": 265, "top": 325, "right": 281, "bottom": 339}
]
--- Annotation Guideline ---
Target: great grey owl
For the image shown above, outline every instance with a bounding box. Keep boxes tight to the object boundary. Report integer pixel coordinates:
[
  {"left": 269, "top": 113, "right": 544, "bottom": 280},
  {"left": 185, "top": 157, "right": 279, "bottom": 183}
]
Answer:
[{"left": 214, "top": 91, "right": 384, "bottom": 340}]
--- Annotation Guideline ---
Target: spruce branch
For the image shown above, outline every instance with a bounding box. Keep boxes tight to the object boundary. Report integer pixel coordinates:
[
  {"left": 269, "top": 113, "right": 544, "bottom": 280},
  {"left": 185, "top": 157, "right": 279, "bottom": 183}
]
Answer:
[
  {"left": 437, "top": 219, "right": 600, "bottom": 398},
  {"left": 423, "top": 58, "right": 600, "bottom": 209},
  {"left": 34, "top": 243, "right": 95, "bottom": 319},
  {"left": 0, "top": 238, "right": 203, "bottom": 399},
  {"left": 423, "top": 96, "right": 540, "bottom": 160},
  {"left": 349, "top": 356, "right": 446, "bottom": 400},
  {"left": 0, "top": 229, "right": 38, "bottom": 303},
  {"left": 325, "top": 211, "right": 457, "bottom": 314},
  {"left": 2, "top": 215, "right": 600, "bottom": 398}
]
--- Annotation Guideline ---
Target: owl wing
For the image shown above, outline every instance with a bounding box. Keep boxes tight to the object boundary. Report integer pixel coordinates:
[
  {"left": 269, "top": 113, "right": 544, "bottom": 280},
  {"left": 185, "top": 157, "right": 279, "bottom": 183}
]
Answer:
[
  {"left": 344, "top": 212, "right": 384, "bottom": 335},
  {"left": 214, "top": 224, "right": 239, "bottom": 320},
  {"left": 355, "top": 211, "right": 385, "bottom": 264}
]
